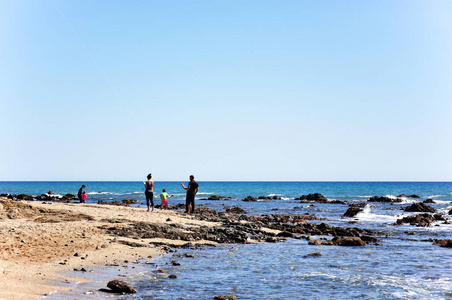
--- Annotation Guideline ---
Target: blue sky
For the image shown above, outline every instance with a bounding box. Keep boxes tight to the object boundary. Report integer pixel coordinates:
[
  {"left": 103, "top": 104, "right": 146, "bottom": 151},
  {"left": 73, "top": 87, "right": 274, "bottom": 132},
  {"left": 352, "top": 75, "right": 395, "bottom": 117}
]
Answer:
[{"left": 1, "top": 0, "right": 451, "bottom": 181}]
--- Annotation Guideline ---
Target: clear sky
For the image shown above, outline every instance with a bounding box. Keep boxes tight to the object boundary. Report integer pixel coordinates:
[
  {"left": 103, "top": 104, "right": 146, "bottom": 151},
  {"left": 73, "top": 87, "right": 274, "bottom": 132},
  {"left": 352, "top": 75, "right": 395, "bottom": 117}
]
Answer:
[{"left": 1, "top": 0, "right": 451, "bottom": 181}]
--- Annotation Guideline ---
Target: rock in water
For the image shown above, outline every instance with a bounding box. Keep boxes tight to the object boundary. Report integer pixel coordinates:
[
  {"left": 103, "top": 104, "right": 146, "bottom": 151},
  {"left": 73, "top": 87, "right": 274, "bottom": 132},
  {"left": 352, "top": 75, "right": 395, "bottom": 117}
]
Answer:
[
  {"left": 368, "top": 196, "right": 402, "bottom": 203},
  {"left": 433, "top": 239, "right": 452, "bottom": 248},
  {"left": 214, "top": 296, "right": 236, "bottom": 300},
  {"left": 343, "top": 207, "right": 363, "bottom": 217},
  {"left": 404, "top": 202, "right": 436, "bottom": 213},
  {"left": 106, "top": 280, "right": 137, "bottom": 294},
  {"left": 298, "top": 193, "right": 328, "bottom": 202},
  {"left": 242, "top": 196, "right": 257, "bottom": 202}
]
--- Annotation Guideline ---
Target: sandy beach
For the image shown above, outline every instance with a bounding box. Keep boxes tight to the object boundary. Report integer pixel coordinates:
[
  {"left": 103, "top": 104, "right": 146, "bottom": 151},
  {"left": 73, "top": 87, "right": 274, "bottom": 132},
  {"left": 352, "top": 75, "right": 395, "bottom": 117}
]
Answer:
[{"left": 0, "top": 198, "right": 219, "bottom": 299}]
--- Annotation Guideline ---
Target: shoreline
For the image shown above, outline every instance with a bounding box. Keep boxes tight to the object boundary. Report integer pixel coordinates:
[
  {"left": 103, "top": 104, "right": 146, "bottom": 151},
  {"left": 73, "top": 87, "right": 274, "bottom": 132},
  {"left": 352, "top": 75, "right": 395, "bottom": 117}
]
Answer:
[
  {"left": 0, "top": 198, "right": 219, "bottom": 299},
  {"left": 2, "top": 192, "right": 449, "bottom": 299}
]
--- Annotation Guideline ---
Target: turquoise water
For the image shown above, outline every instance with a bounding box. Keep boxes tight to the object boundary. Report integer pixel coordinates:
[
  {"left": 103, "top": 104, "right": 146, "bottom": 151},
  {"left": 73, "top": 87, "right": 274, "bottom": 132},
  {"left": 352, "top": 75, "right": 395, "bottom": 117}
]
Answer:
[{"left": 2, "top": 181, "right": 452, "bottom": 299}]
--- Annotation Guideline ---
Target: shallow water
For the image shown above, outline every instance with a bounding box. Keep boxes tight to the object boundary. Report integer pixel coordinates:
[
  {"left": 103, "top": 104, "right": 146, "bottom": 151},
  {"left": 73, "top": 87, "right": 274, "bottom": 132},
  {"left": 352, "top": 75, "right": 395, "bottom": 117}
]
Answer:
[{"left": 2, "top": 181, "right": 451, "bottom": 299}]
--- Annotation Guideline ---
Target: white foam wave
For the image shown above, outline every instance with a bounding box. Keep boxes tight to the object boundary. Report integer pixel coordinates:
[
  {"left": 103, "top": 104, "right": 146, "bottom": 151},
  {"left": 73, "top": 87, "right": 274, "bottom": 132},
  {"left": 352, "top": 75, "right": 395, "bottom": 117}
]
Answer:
[
  {"left": 44, "top": 193, "right": 62, "bottom": 198},
  {"left": 432, "top": 200, "right": 452, "bottom": 204},
  {"left": 268, "top": 194, "right": 283, "bottom": 197},
  {"left": 86, "top": 192, "right": 125, "bottom": 195},
  {"left": 196, "top": 192, "right": 214, "bottom": 195},
  {"left": 356, "top": 205, "right": 398, "bottom": 222}
]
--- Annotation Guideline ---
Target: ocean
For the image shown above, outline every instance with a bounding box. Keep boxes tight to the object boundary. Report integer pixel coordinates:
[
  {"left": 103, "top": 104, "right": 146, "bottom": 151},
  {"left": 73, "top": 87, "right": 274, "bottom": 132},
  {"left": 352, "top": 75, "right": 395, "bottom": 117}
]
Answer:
[{"left": 1, "top": 181, "right": 451, "bottom": 299}]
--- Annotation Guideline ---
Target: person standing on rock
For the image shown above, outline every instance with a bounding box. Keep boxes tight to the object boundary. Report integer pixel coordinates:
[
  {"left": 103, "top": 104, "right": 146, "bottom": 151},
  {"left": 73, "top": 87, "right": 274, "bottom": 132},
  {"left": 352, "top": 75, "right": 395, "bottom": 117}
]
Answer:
[
  {"left": 181, "top": 175, "right": 198, "bottom": 214},
  {"left": 144, "top": 173, "right": 154, "bottom": 212},
  {"left": 78, "top": 184, "right": 85, "bottom": 203}
]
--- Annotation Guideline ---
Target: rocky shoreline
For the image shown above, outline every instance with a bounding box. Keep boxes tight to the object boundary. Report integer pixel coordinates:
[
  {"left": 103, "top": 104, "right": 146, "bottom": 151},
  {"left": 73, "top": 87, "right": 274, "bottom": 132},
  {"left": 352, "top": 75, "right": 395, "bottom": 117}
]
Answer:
[{"left": 1, "top": 191, "right": 451, "bottom": 298}]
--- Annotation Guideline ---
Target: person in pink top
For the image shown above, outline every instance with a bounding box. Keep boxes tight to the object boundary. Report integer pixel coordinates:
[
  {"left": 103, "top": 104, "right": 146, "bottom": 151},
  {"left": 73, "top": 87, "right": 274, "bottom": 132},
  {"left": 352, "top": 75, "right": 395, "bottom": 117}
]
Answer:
[{"left": 81, "top": 191, "right": 87, "bottom": 203}]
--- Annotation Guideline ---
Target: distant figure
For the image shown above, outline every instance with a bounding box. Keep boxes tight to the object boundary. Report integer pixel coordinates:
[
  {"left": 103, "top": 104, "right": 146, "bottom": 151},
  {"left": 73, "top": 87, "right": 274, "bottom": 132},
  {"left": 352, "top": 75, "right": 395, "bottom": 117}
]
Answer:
[
  {"left": 181, "top": 175, "right": 199, "bottom": 214},
  {"left": 78, "top": 185, "right": 85, "bottom": 203},
  {"left": 81, "top": 191, "right": 87, "bottom": 203},
  {"left": 144, "top": 173, "right": 154, "bottom": 212},
  {"left": 48, "top": 190, "right": 54, "bottom": 195},
  {"left": 160, "top": 189, "right": 169, "bottom": 210}
]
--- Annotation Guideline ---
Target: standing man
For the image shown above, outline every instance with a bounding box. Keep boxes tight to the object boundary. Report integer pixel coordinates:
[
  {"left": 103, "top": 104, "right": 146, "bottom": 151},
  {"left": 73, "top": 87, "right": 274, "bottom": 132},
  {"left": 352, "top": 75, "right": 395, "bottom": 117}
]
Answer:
[
  {"left": 144, "top": 173, "right": 154, "bottom": 212},
  {"left": 78, "top": 184, "right": 86, "bottom": 203},
  {"left": 181, "top": 175, "right": 198, "bottom": 214}
]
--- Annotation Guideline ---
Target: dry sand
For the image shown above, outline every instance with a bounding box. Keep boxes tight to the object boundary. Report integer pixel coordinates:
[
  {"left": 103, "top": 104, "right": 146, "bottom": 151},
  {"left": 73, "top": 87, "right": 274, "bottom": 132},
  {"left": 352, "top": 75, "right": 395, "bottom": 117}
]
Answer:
[{"left": 0, "top": 198, "right": 219, "bottom": 299}]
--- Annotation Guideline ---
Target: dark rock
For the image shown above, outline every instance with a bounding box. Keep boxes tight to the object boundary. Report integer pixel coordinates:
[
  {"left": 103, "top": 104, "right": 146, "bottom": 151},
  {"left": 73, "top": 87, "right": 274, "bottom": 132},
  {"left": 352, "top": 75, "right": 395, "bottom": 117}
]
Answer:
[
  {"left": 398, "top": 194, "right": 420, "bottom": 198},
  {"left": 449, "top": 210, "right": 452, "bottom": 215},
  {"left": 214, "top": 296, "right": 236, "bottom": 300},
  {"left": 242, "top": 196, "right": 257, "bottom": 202},
  {"left": 258, "top": 195, "right": 280, "bottom": 200},
  {"left": 307, "top": 252, "right": 322, "bottom": 256},
  {"left": 297, "top": 193, "right": 328, "bottom": 202},
  {"left": 433, "top": 239, "right": 452, "bottom": 248},
  {"left": 349, "top": 202, "right": 367, "bottom": 208},
  {"left": 396, "top": 213, "right": 436, "bottom": 227},
  {"left": 360, "top": 235, "right": 379, "bottom": 243},
  {"left": 276, "top": 231, "right": 295, "bottom": 238},
  {"left": 423, "top": 198, "right": 436, "bottom": 204},
  {"left": 171, "top": 260, "right": 180, "bottom": 266},
  {"left": 106, "top": 280, "right": 137, "bottom": 294},
  {"left": 343, "top": 207, "right": 363, "bottom": 218},
  {"left": 330, "top": 200, "right": 347, "bottom": 204},
  {"left": 368, "top": 196, "right": 402, "bottom": 203},
  {"left": 122, "top": 198, "right": 138, "bottom": 205},
  {"left": 168, "top": 275, "right": 177, "bottom": 279},
  {"left": 332, "top": 236, "right": 367, "bottom": 246},
  {"left": 434, "top": 214, "right": 446, "bottom": 221},
  {"left": 309, "top": 236, "right": 368, "bottom": 246},
  {"left": 404, "top": 202, "right": 436, "bottom": 213},
  {"left": 17, "top": 194, "right": 34, "bottom": 201},
  {"left": 225, "top": 206, "right": 247, "bottom": 214},
  {"left": 98, "top": 200, "right": 129, "bottom": 206},
  {"left": 308, "top": 238, "right": 334, "bottom": 246}
]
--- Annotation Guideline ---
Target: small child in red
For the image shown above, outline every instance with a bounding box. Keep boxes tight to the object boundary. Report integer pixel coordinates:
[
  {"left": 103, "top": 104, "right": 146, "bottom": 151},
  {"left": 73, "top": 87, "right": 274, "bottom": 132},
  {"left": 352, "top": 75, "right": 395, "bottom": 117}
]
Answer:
[
  {"left": 81, "top": 191, "right": 87, "bottom": 203},
  {"left": 160, "top": 189, "right": 169, "bottom": 209}
]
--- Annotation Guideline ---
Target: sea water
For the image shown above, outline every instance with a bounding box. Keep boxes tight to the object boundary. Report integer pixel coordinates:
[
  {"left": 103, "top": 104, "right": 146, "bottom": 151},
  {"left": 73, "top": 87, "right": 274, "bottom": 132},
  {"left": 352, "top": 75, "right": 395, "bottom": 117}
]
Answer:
[{"left": 1, "top": 181, "right": 451, "bottom": 299}]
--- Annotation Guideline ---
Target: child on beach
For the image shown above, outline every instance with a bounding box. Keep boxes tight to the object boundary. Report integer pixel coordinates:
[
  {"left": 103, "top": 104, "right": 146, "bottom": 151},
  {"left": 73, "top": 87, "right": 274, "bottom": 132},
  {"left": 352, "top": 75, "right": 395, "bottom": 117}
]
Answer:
[
  {"left": 160, "top": 189, "right": 169, "bottom": 210},
  {"left": 81, "top": 191, "right": 87, "bottom": 203}
]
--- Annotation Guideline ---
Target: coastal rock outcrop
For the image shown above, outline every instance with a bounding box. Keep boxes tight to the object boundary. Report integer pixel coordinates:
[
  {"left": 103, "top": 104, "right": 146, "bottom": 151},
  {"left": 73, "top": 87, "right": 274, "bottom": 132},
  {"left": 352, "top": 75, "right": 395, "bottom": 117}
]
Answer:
[
  {"left": 308, "top": 236, "right": 368, "bottom": 246},
  {"left": 297, "top": 193, "right": 328, "bottom": 202},
  {"left": 423, "top": 199, "right": 435, "bottom": 204},
  {"left": 368, "top": 196, "right": 402, "bottom": 203},
  {"left": 397, "top": 194, "right": 420, "bottom": 198},
  {"left": 258, "top": 195, "right": 281, "bottom": 200},
  {"left": 396, "top": 213, "right": 445, "bottom": 227},
  {"left": 404, "top": 202, "right": 436, "bottom": 213},
  {"left": 224, "top": 206, "right": 247, "bottom": 214},
  {"left": 433, "top": 239, "right": 452, "bottom": 248},
  {"left": 343, "top": 207, "right": 363, "bottom": 218},
  {"left": 242, "top": 196, "right": 257, "bottom": 202},
  {"left": 214, "top": 295, "right": 236, "bottom": 300}
]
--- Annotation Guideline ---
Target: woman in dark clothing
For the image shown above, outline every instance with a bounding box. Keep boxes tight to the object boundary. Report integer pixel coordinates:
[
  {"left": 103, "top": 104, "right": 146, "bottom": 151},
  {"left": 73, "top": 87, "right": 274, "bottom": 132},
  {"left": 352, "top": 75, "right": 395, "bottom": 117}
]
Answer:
[{"left": 144, "top": 173, "right": 154, "bottom": 212}]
